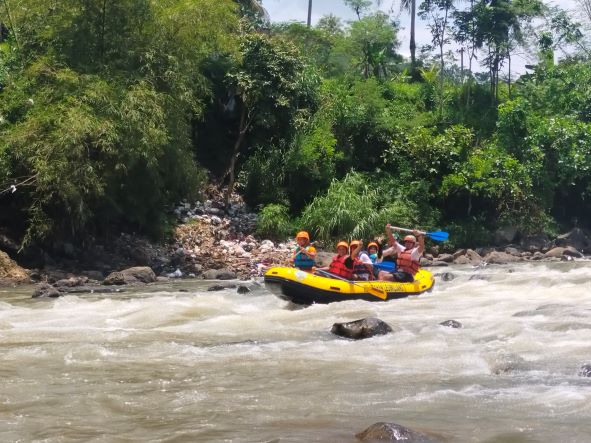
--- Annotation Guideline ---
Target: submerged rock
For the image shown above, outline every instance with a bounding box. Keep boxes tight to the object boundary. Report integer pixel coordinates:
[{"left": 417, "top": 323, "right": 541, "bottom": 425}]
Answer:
[
  {"left": 54, "top": 276, "right": 89, "bottom": 288},
  {"left": 207, "top": 283, "right": 237, "bottom": 291},
  {"left": 237, "top": 285, "right": 251, "bottom": 294},
  {"left": 440, "top": 320, "right": 462, "bottom": 328},
  {"left": 202, "top": 268, "right": 237, "bottom": 280},
  {"left": 439, "top": 272, "right": 455, "bottom": 281},
  {"left": 356, "top": 422, "right": 442, "bottom": 442},
  {"left": 579, "top": 364, "right": 591, "bottom": 377},
  {"left": 331, "top": 317, "right": 392, "bottom": 340},
  {"left": 489, "top": 353, "right": 530, "bottom": 375}
]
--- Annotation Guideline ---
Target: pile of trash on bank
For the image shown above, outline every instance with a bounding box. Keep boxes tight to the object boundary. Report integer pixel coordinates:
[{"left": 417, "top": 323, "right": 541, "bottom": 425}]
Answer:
[{"left": 171, "top": 186, "right": 294, "bottom": 279}]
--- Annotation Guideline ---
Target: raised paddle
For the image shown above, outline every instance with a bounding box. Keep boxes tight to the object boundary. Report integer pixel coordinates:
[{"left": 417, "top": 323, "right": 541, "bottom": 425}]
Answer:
[
  {"left": 391, "top": 226, "right": 449, "bottom": 242},
  {"left": 315, "top": 269, "right": 387, "bottom": 300}
]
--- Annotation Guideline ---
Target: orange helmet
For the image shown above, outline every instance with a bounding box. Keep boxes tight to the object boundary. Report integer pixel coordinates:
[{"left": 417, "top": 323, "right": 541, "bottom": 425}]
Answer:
[
  {"left": 349, "top": 240, "right": 360, "bottom": 249},
  {"left": 336, "top": 241, "right": 349, "bottom": 250},
  {"left": 403, "top": 235, "right": 417, "bottom": 244},
  {"left": 367, "top": 242, "right": 379, "bottom": 250},
  {"left": 296, "top": 231, "right": 310, "bottom": 240}
]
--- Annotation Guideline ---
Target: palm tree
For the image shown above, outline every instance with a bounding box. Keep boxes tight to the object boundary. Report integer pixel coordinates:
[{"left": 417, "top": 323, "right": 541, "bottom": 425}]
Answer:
[{"left": 400, "top": 0, "right": 417, "bottom": 75}]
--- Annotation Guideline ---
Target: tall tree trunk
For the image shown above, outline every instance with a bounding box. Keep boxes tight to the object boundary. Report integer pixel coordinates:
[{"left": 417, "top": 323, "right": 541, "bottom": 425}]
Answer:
[
  {"left": 465, "top": 0, "right": 476, "bottom": 108},
  {"left": 460, "top": 47, "right": 464, "bottom": 83},
  {"left": 224, "top": 104, "right": 249, "bottom": 209},
  {"left": 410, "top": 0, "right": 416, "bottom": 75},
  {"left": 307, "top": 0, "right": 312, "bottom": 28},
  {"left": 507, "top": 51, "right": 511, "bottom": 99}
]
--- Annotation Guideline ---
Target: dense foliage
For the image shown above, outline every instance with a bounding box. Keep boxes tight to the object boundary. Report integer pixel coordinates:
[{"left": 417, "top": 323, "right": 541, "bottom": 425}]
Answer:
[{"left": 1, "top": 0, "right": 591, "bottom": 251}]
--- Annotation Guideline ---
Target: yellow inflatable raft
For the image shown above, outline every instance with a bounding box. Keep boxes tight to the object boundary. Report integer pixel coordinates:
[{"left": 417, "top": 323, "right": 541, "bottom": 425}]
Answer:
[{"left": 264, "top": 266, "right": 435, "bottom": 304}]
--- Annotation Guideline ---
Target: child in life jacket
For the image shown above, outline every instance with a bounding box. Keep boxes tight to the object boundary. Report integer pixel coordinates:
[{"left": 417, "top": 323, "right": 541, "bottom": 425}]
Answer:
[
  {"left": 350, "top": 240, "right": 374, "bottom": 280},
  {"left": 378, "top": 224, "right": 424, "bottom": 282},
  {"left": 291, "top": 231, "right": 317, "bottom": 272}
]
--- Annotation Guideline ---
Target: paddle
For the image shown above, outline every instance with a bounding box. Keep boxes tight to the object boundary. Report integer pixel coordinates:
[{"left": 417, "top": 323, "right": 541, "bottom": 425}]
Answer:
[
  {"left": 374, "top": 261, "right": 396, "bottom": 272},
  {"left": 391, "top": 226, "right": 449, "bottom": 242},
  {"left": 315, "top": 269, "right": 387, "bottom": 300}
]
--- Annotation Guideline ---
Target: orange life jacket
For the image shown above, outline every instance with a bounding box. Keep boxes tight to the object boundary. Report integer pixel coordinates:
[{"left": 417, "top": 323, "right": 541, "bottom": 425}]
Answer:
[
  {"left": 396, "top": 249, "right": 420, "bottom": 275},
  {"left": 328, "top": 254, "right": 354, "bottom": 280}
]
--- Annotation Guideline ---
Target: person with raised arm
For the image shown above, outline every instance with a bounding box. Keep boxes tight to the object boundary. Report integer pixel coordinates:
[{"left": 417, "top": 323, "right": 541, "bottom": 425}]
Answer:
[{"left": 378, "top": 224, "right": 424, "bottom": 282}]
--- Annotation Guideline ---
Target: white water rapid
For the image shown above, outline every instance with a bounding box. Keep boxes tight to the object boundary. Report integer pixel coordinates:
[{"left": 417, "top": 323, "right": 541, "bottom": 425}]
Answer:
[{"left": 1, "top": 262, "right": 591, "bottom": 442}]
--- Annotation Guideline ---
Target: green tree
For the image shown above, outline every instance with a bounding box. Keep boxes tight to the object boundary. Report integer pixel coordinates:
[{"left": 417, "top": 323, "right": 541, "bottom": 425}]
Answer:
[
  {"left": 349, "top": 12, "right": 401, "bottom": 79},
  {"left": 344, "top": 0, "right": 372, "bottom": 20},
  {"left": 0, "top": 0, "right": 240, "bottom": 243},
  {"left": 222, "top": 31, "right": 319, "bottom": 207}
]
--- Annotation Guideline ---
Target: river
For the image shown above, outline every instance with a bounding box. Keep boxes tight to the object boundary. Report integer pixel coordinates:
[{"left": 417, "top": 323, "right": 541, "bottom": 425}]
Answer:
[{"left": 1, "top": 262, "right": 590, "bottom": 442}]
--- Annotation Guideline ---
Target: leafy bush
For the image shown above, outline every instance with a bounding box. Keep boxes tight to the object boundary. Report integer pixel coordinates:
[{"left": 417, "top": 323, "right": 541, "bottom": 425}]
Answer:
[
  {"left": 443, "top": 217, "right": 494, "bottom": 250},
  {"left": 255, "top": 204, "right": 294, "bottom": 240},
  {"left": 299, "top": 172, "right": 425, "bottom": 241}
]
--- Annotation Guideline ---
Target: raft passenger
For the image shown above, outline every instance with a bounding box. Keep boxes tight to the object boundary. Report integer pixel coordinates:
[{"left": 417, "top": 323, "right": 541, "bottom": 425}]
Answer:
[
  {"left": 321, "top": 240, "right": 360, "bottom": 280},
  {"left": 291, "top": 231, "right": 317, "bottom": 272},
  {"left": 378, "top": 224, "right": 424, "bottom": 282},
  {"left": 367, "top": 241, "right": 381, "bottom": 263},
  {"left": 350, "top": 240, "right": 374, "bottom": 281}
]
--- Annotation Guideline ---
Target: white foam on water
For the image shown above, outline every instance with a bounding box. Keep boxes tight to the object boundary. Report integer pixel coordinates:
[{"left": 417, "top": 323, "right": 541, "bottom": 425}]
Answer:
[{"left": 1, "top": 262, "right": 591, "bottom": 442}]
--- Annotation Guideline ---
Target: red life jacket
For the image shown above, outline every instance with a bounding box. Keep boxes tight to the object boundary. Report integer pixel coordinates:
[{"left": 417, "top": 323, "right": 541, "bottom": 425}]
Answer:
[
  {"left": 396, "top": 249, "right": 420, "bottom": 275},
  {"left": 328, "top": 254, "right": 354, "bottom": 279}
]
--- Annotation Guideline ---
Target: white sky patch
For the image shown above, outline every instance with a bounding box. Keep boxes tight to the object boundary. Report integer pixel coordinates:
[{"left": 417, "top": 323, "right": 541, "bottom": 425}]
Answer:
[{"left": 262, "top": 0, "right": 583, "bottom": 76}]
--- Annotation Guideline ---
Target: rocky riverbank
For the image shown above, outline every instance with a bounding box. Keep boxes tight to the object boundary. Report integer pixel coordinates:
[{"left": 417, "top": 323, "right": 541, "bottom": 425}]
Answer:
[{"left": 2, "top": 185, "right": 591, "bottom": 294}]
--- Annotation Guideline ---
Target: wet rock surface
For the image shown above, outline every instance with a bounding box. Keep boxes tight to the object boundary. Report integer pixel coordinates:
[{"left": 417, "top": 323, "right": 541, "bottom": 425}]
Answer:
[
  {"left": 331, "top": 317, "right": 393, "bottom": 340},
  {"left": 440, "top": 319, "right": 462, "bottom": 328},
  {"left": 3, "top": 186, "right": 591, "bottom": 291},
  {"left": 579, "top": 364, "right": 591, "bottom": 377},
  {"left": 356, "top": 422, "right": 443, "bottom": 442}
]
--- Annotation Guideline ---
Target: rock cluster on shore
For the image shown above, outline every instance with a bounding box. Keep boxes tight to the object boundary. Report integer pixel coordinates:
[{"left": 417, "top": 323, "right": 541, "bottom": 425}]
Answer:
[{"left": 1, "top": 185, "right": 591, "bottom": 290}]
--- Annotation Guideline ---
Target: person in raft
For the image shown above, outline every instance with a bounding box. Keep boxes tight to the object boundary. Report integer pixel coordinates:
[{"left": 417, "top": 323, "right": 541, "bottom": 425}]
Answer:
[
  {"left": 350, "top": 240, "right": 374, "bottom": 281},
  {"left": 291, "top": 231, "right": 317, "bottom": 272},
  {"left": 378, "top": 224, "right": 424, "bottom": 282},
  {"left": 367, "top": 241, "right": 381, "bottom": 263},
  {"left": 321, "top": 240, "right": 362, "bottom": 280}
]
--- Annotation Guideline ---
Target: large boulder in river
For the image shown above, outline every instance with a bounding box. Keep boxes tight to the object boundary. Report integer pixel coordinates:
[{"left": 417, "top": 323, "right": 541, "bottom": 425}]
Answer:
[
  {"left": 554, "top": 228, "right": 591, "bottom": 253},
  {"left": 521, "top": 234, "right": 551, "bottom": 252},
  {"left": 543, "top": 246, "right": 583, "bottom": 259},
  {"left": 356, "top": 422, "right": 442, "bottom": 442},
  {"left": 0, "top": 250, "right": 29, "bottom": 283},
  {"left": 103, "top": 266, "right": 156, "bottom": 285},
  {"left": 483, "top": 251, "right": 522, "bottom": 264},
  {"left": 32, "top": 283, "right": 61, "bottom": 298},
  {"left": 331, "top": 317, "right": 392, "bottom": 340},
  {"left": 202, "top": 268, "right": 237, "bottom": 280}
]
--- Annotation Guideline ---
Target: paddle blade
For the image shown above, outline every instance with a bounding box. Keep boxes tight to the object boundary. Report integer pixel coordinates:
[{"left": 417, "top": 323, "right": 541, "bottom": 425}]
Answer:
[
  {"left": 374, "top": 261, "right": 396, "bottom": 272},
  {"left": 367, "top": 286, "right": 387, "bottom": 300},
  {"left": 426, "top": 230, "right": 449, "bottom": 242}
]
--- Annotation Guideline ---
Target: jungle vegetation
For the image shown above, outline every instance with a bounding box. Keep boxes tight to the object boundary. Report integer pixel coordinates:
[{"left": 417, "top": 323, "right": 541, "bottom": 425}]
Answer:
[{"left": 1, "top": 0, "right": 591, "bottom": 251}]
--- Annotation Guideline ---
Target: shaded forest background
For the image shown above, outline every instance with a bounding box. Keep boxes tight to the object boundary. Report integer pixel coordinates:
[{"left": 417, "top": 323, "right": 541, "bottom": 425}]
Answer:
[{"left": 2, "top": 0, "right": 591, "bottom": 254}]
